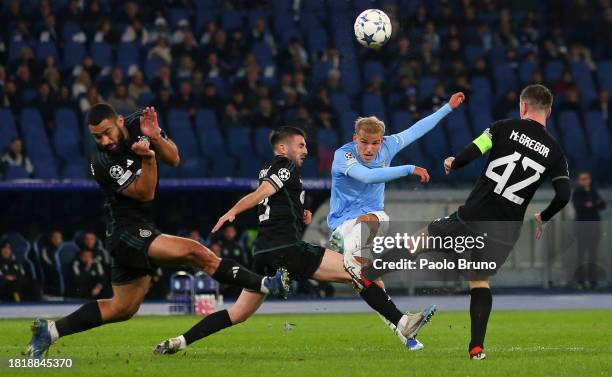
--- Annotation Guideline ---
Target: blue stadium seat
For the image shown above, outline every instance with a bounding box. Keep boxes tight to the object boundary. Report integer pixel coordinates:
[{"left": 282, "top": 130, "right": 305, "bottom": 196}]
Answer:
[
  {"left": 253, "top": 127, "right": 273, "bottom": 159},
  {"left": 420, "top": 112, "right": 450, "bottom": 160},
  {"left": 5, "top": 165, "right": 29, "bottom": 179},
  {"left": 464, "top": 44, "right": 484, "bottom": 65},
  {"left": 61, "top": 22, "right": 82, "bottom": 42},
  {"left": 519, "top": 60, "right": 537, "bottom": 85},
  {"left": 90, "top": 41, "right": 113, "bottom": 68},
  {"left": 471, "top": 109, "right": 494, "bottom": 134},
  {"left": 391, "top": 111, "right": 412, "bottom": 134},
  {"left": 54, "top": 241, "right": 80, "bottom": 296},
  {"left": 53, "top": 108, "right": 82, "bottom": 164},
  {"left": 316, "top": 128, "right": 339, "bottom": 150},
  {"left": 330, "top": 93, "right": 351, "bottom": 114},
  {"left": 468, "top": 92, "right": 492, "bottom": 123},
  {"left": 557, "top": 111, "right": 591, "bottom": 171},
  {"left": 137, "top": 92, "right": 156, "bottom": 107},
  {"left": 544, "top": 60, "right": 564, "bottom": 83},
  {"left": 363, "top": 61, "right": 385, "bottom": 84},
  {"left": 21, "top": 108, "right": 58, "bottom": 179},
  {"left": 446, "top": 109, "right": 474, "bottom": 152},
  {"left": 340, "top": 64, "right": 361, "bottom": 97},
  {"left": 168, "top": 8, "right": 191, "bottom": 28},
  {"left": 62, "top": 161, "right": 87, "bottom": 179},
  {"left": 471, "top": 76, "right": 492, "bottom": 95},
  {"left": 195, "top": 9, "right": 218, "bottom": 35},
  {"left": 299, "top": 10, "right": 322, "bottom": 33},
  {"left": 36, "top": 41, "right": 59, "bottom": 61},
  {"left": 167, "top": 109, "right": 207, "bottom": 177},
  {"left": 493, "top": 62, "right": 518, "bottom": 96},
  {"left": 8, "top": 39, "right": 29, "bottom": 62},
  {"left": 117, "top": 42, "right": 141, "bottom": 75},
  {"left": 227, "top": 127, "right": 261, "bottom": 178},
  {"left": 62, "top": 41, "right": 86, "bottom": 69},
  {"left": 144, "top": 57, "right": 165, "bottom": 81},
  {"left": 301, "top": 155, "right": 319, "bottom": 177},
  {"left": 340, "top": 110, "right": 358, "bottom": 140},
  {"left": 585, "top": 111, "right": 612, "bottom": 160},
  {"left": 0, "top": 232, "right": 37, "bottom": 281},
  {"left": 312, "top": 61, "right": 331, "bottom": 86},
  {"left": 221, "top": 10, "right": 243, "bottom": 30},
  {"left": 251, "top": 41, "right": 275, "bottom": 66},
  {"left": 194, "top": 110, "right": 234, "bottom": 176},
  {"left": 571, "top": 62, "right": 597, "bottom": 106},
  {"left": 307, "top": 28, "right": 328, "bottom": 56},
  {"left": 361, "top": 93, "right": 387, "bottom": 124},
  {"left": 0, "top": 108, "right": 18, "bottom": 152},
  {"left": 418, "top": 76, "right": 437, "bottom": 100},
  {"left": 596, "top": 61, "right": 612, "bottom": 93}
]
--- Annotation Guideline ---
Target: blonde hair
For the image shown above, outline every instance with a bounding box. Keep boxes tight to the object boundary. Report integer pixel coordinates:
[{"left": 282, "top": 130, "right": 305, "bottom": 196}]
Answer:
[{"left": 354, "top": 116, "right": 385, "bottom": 135}]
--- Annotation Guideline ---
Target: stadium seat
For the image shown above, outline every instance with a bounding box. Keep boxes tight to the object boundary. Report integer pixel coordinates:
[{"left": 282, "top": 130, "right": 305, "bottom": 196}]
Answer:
[
  {"left": 168, "top": 8, "right": 191, "bottom": 28},
  {"left": 316, "top": 128, "right": 339, "bottom": 150},
  {"left": 340, "top": 64, "right": 362, "bottom": 97},
  {"left": 312, "top": 61, "right": 331, "bottom": 86},
  {"left": 471, "top": 76, "right": 493, "bottom": 95},
  {"left": 167, "top": 109, "right": 207, "bottom": 177},
  {"left": 418, "top": 76, "right": 437, "bottom": 101},
  {"left": 557, "top": 111, "right": 591, "bottom": 171},
  {"left": 493, "top": 62, "right": 518, "bottom": 96},
  {"left": 0, "top": 232, "right": 37, "bottom": 282},
  {"left": 61, "top": 22, "right": 82, "bottom": 42},
  {"left": 195, "top": 111, "right": 235, "bottom": 176},
  {"left": 226, "top": 127, "right": 261, "bottom": 178},
  {"left": 117, "top": 42, "right": 141, "bottom": 75},
  {"left": 464, "top": 44, "right": 484, "bottom": 65},
  {"left": 54, "top": 108, "right": 82, "bottom": 165},
  {"left": 519, "top": 60, "right": 537, "bottom": 85},
  {"left": 54, "top": 241, "right": 80, "bottom": 296},
  {"left": 363, "top": 61, "right": 385, "bottom": 84},
  {"left": 251, "top": 41, "right": 275, "bottom": 67},
  {"left": 340, "top": 110, "right": 358, "bottom": 140},
  {"left": 0, "top": 108, "right": 19, "bottom": 152},
  {"left": 221, "top": 10, "right": 243, "bottom": 30},
  {"left": 21, "top": 108, "right": 58, "bottom": 179},
  {"left": 253, "top": 127, "right": 274, "bottom": 159},
  {"left": 544, "top": 60, "right": 564, "bottom": 83},
  {"left": 144, "top": 58, "right": 165, "bottom": 81},
  {"left": 36, "top": 41, "right": 59, "bottom": 61},
  {"left": 571, "top": 62, "right": 597, "bottom": 106},
  {"left": 447, "top": 108, "right": 474, "bottom": 153},
  {"left": 306, "top": 28, "right": 328, "bottom": 56},
  {"left": 62, "top": 41, "right": 86, "bottom": 69},
  {"left": 330, "top": 92, "right": 352, "bottom": 114},
  {"left": 361, "top": 93, "right": 387, "bottom": 124},
  {"left": 391, "top": 111, "right": 412, "bottom": 134},
  {"left": 8, "top": 39, "right": 29, "bottom": 62},
  {"left": 90, "top": 41, "right": 113, "bottom": 69},
  {"left": 596, "top": 61, "right": 612, "bottom": 93},
  {"left": 585, "top": 111, "right": 612, "bottom": 160}
]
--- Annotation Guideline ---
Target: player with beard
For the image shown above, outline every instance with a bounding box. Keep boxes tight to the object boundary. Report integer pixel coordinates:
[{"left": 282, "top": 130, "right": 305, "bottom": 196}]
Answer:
[{"left": 25, "top": 103, "right": 289, "bottom": 358}]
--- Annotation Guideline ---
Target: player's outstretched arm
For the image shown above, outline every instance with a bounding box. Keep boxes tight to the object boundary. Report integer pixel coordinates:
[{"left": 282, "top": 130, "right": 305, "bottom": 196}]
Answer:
[
  {"left": 534, "top": 177, "right": 571, "bottom": 239},
  {"left": 390, "top": 92, "right": 465, "bottom": 153},
  {"left": 212, "top": 181, "right": 277, "bottom": 233},
  {"left": 445, "top": 130, "right": 492, "bottom": 174},
  {"left": 347, "top": 162, "right": 429, "bottom": 184},
  {"left": 140, "top": 107, "right": 181, "bottom": 167},
  {"left": 121, "top": 139, "right": 157, "bottom": 202}
]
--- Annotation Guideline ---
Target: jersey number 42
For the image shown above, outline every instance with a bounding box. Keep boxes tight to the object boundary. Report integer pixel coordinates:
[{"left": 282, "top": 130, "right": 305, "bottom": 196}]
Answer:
[{"left": 485, "top": 151, "right": 546, "bottom": 205}]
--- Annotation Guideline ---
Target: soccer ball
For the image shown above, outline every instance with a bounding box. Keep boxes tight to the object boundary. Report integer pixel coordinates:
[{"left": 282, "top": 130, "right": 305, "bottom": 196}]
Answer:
[{"left": 354, "top": 9, "right": 392, "bottom": 48}]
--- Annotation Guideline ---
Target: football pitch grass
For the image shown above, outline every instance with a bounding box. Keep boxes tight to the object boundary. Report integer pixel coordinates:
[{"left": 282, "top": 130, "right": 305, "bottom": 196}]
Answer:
[{"left": 1, "top": 310, "right": 611, "bottom": 377}]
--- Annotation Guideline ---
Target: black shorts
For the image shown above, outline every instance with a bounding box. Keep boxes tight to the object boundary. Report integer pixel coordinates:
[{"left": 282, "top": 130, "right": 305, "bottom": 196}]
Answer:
[
  {"left": 427, "top": 212, "right": 514, "bottom": 277},
  {"left": 106, "top": 223, "right": 162, "bottom": 285},
  {"left": 252, "top": 241, "right": 326, "bottom": 281}
]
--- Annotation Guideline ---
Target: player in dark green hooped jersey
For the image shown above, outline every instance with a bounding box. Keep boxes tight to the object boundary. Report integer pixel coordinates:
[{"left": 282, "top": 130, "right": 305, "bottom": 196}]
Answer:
[
  {"left": 153, "top": 127, "right": 436, "bottom": 355},
  {"left": 416, "top": 85, "right": 570, "bottom": 360},
  {"left": 26, "top": 103, "right": 289, "bottom": 358}
]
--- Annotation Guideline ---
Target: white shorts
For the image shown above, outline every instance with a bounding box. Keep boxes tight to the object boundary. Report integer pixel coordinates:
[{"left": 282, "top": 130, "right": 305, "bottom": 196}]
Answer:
[{"left": 329, "top": 211, "right": 390, "bottom": 255}]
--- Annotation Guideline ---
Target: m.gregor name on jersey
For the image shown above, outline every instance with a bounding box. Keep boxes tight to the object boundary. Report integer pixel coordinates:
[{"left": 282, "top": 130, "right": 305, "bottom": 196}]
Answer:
[{"left": 509, "top": 130, "right": 550, "bottom": 157}]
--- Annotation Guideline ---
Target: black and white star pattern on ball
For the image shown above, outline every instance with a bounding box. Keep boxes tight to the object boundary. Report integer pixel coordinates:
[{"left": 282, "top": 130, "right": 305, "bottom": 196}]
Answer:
[
  {"left": 278, "top": 168, "right": 291, "bottom": 181},
  {"left": 361, "top": 32, "right": 375, "bottom": 46}
]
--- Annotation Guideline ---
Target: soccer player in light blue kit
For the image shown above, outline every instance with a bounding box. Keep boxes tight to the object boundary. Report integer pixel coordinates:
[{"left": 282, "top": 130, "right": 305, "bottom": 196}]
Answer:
[{"left": 328, "top": 92, "right": 465, "bottom": 350}]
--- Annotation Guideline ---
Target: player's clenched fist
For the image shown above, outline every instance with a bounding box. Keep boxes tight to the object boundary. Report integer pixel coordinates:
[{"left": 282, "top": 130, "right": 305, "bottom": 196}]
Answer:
[
  {"left": 131, "top": 139, "right": 155, "bottom": 158},
  {"left": 444, "top": 157, "right": 455, "bottom": 175},
  {"left": 412, "top": 166, "right": 430, "bottom": 184},
  {"left": 449, "top": 92, "right": 465, "bottom": 109}
]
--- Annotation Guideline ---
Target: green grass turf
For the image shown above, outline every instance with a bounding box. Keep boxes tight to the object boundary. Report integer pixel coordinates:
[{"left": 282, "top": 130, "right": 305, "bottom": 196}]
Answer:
[{"left": 1, "top": 310, "right": 611, "bottom": 377}]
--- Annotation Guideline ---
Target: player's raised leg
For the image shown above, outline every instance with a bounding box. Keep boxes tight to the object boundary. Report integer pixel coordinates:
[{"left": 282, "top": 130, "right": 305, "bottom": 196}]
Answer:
[
  {"left": 26, "top": 276, "right": 151, "bottom": 358},
  {"left": 467, "top": 278, "right": 491, "bottom": 360},
  {"left": 147, "top": 234, "right": 289, "bottom": 298},
  {"left": 155, "top": 290, "right": 266, "bottom": 355}
]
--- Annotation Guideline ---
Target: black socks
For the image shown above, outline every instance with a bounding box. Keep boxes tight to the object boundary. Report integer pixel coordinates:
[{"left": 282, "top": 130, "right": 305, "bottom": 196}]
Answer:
[
  {"left": 359, "top": 283, "right": 404, "bottom": 325},
  {"left": 183, "top": 309, "right": 233, "bottom": 345},
  {"left": 55, "top": 301, "right": 103, "bottom": 338},
  {"left": 469, "top": 287, "right": 492, "bottom": 350},
  {"left": 212, "top": 259, "right": 263, "bottom": 293}
]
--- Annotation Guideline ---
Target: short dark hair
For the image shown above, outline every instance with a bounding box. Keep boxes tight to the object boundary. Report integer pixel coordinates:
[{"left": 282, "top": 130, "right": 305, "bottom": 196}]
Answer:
[
  {"left": 269, "top": 126, "right": 306, "bottom": 149},
  {"left": 520, "top": 84, "right": 553, "bottom": 111},
  {"left": 87, "top": 102, "right": 117, "bottom": 126}
]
